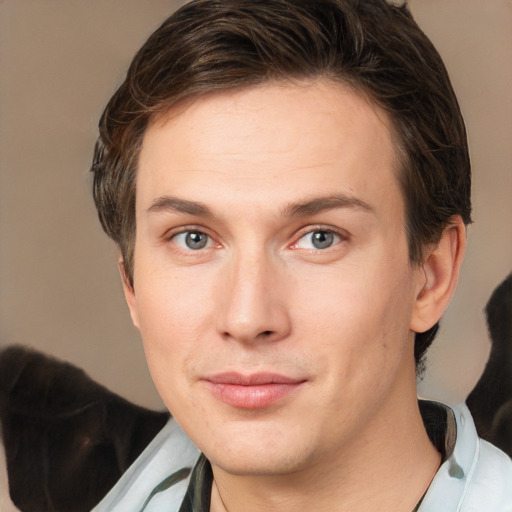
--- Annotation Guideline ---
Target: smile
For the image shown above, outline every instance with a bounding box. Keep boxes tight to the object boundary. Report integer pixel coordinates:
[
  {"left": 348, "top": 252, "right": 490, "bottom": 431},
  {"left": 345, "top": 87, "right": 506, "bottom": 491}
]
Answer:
[{"left": 203, "top": 372, "right": 306, "bottom": 409}]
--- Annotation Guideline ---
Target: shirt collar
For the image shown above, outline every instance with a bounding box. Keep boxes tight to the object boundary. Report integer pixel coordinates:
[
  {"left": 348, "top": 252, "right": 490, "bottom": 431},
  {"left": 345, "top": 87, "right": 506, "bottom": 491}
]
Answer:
[{"left": 178, "top": 454, "right": 212, "bottom": 512}]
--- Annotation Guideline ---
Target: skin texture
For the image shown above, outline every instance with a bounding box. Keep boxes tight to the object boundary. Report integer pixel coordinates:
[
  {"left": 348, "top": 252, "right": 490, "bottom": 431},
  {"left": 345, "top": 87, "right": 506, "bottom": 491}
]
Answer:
[{"left": 123, "top": 80, "right": 465, "bottom": 511}]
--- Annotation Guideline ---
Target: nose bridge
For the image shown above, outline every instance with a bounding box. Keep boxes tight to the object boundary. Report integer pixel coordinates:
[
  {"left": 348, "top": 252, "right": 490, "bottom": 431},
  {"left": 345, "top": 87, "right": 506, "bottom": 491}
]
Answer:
[{"left": 216, "top": 242, "right": 290, "bottom": 344}]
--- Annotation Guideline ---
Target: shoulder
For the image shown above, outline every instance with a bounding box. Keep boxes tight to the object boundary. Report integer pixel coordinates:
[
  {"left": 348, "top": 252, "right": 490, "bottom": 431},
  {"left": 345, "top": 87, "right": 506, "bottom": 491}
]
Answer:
[
  {"left": 465, "top": 437, "right": 512, "bottom": 511},
  {"left": 420, "top": 402, "right": 512, "bottom": 512}
]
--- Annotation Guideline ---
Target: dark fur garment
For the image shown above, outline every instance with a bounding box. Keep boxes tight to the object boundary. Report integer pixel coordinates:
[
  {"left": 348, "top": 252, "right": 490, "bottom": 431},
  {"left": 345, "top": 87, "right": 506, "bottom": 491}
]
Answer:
[
  {"left": 466, "top": 273, "right": 512, "bottom": 457},
  {"left": 0, "top": 345, "right": 169, "bottom": 512}
]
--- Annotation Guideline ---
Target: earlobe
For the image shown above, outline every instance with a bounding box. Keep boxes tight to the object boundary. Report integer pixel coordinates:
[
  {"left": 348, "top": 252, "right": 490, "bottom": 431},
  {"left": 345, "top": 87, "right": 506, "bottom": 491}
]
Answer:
[
  {"left": 410, "top": 216, "right": 466, "bottom": 334},
  {"left": 118, "top": 257, "right": 140, "bottom": 329}
]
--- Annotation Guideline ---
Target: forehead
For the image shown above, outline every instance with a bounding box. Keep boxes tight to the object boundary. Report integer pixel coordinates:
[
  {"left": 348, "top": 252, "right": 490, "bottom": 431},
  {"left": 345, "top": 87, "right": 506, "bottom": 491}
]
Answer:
[{"left": 137, "top": 80, "right": 402, "bottom": 217}]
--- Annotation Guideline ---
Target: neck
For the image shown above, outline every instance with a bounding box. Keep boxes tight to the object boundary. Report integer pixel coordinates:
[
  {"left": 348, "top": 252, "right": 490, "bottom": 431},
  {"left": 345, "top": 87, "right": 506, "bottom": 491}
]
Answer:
[{"left": 210, "top": 371, "right": 440, "bottom": 512}]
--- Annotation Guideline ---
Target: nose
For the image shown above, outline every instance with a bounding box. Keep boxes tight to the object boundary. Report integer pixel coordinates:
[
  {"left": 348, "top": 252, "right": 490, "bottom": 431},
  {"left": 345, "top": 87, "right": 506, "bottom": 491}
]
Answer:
[{"left": 215, "top": 249, "right": 292, "bottom": 345}]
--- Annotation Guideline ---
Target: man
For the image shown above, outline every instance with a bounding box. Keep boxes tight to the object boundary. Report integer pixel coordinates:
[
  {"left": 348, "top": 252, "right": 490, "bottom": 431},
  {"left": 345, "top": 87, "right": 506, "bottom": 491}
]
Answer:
[{"left": 90, "top": 0, "right": 512, "bottom": 510}]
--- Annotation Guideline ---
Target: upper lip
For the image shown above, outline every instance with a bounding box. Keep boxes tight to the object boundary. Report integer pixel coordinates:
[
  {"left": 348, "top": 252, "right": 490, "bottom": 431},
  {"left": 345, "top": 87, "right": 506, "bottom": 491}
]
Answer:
[{"left": 204, "top": 372, "right": 306, "bottom": 386}]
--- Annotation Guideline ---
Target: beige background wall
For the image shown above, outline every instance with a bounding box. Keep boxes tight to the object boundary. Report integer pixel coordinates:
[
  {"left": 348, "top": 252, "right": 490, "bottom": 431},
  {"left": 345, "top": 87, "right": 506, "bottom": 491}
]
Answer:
[{"left": 0, "top": 0, "right": 510, "bottom": 410}]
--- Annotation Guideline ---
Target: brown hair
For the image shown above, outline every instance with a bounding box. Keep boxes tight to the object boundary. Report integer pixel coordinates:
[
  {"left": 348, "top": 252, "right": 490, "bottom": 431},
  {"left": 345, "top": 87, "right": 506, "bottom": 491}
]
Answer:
[{"left": 91, "top": 0, "right": 471, "bottom": 368}]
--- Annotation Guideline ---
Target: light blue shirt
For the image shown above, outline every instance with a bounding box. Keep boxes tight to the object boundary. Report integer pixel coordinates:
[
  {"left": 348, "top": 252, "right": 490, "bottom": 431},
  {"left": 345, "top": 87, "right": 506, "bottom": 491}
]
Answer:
[{"left": 419, "top": 403, "right": 512, "bottom": 511}]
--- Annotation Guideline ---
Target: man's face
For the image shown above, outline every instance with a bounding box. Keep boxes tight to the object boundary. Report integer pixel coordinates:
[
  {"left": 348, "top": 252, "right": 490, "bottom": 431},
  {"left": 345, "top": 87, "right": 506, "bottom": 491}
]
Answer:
[{"left": 126, "top": 80, "right": 425, "bottom": 476}]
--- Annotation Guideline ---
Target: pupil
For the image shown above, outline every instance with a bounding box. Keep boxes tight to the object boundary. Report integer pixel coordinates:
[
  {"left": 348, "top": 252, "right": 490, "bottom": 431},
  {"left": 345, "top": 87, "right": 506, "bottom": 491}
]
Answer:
[
  {"left": 186, "top": 232, "right": 207, "bottom": 249},
  {"left": 312, "top": 231, "right": 333, "bottom": 249}
]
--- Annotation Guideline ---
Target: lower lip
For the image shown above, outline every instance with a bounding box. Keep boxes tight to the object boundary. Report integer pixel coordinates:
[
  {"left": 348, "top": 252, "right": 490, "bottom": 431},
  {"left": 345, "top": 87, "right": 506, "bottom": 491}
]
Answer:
[{"left": 204, "top": 382, "right": 303, "bottom": 409}]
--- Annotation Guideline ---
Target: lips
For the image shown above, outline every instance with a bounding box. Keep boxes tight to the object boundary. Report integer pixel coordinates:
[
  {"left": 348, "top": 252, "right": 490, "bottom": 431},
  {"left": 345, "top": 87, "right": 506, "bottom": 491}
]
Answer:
[{"left": 203, "top": 372, "right": 306, "bottom": 409}]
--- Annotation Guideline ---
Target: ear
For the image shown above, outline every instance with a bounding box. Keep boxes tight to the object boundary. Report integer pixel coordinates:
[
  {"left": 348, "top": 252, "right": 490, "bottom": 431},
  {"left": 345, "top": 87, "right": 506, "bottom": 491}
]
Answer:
[
  {"left": 118, "top": 256, "right": 140, "bottom": 330},
  {"left": 410, "top": 216, "right": 466, "bottom": 334}
]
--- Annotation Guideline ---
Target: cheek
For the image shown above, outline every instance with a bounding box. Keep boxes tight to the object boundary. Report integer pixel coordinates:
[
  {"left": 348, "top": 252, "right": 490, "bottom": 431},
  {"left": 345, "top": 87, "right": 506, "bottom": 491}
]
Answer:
[
  {"left": 131, "top": 264, "right": 218, "bottom": 393},
  {"left": 135, "top": 259, "right": 217, "bottom": 337},
  {"left": 134, "top": 281, "right": 221, "bottom": 441},
  {"left": 295, "top": 258, "right": 413, "bottom": 329},
  {"left": 294, "top": 256, "right": 415, "bottom": 369}
]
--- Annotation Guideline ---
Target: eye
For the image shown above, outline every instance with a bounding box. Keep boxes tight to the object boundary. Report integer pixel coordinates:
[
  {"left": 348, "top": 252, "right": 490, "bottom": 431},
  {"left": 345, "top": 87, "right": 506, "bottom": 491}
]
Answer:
[
  {"left": 172, "top": 230, "right": 213, "bottom": 250},
  {"left": 294, "top": 230, "right": 342, "bottom": 250}
]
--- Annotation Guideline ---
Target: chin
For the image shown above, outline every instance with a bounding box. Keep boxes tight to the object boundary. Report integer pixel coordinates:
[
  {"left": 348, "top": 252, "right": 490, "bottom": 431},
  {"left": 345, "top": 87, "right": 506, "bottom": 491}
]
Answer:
[
  {"left": 200, "top": 422, "right": 316, "bottom": 477},
  {"left": 209, "top": 447, "right": 313, "bottom": 477}
]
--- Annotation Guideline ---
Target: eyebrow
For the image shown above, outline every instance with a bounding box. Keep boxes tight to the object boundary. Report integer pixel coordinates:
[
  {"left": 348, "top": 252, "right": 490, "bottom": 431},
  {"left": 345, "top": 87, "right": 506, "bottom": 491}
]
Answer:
[
  {"left": 146, "top": 193, "right": 374, "bottom": 218},
  {"left": 147, "top": 196, "right": 212, "bottom": 216},
  {"left": 283, "top": 194, "right": 374, "bottom": 217}
]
